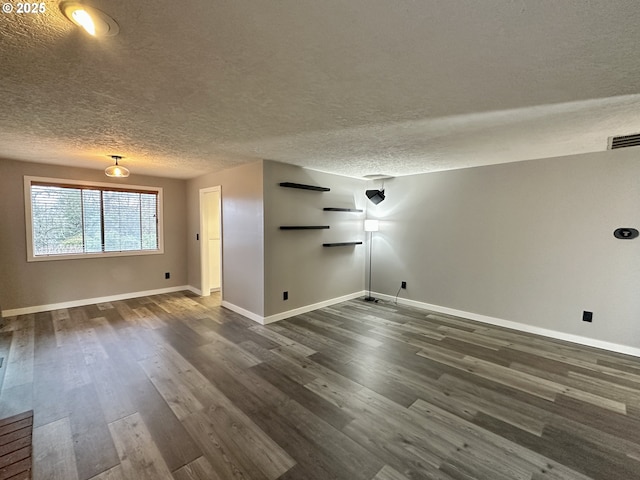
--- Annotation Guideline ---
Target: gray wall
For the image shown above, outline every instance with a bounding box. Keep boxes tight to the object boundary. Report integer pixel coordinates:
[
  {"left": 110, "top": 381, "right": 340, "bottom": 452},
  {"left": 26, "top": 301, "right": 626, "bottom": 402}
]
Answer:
[
  {"left": 0, "top": 158, "right": 188, "bottom": 311},
  {"left": 263, "top": 161, "right": 366, "bottom": 316},
  {"left": 369, "top": 149, "right": 640, "bottom": 348},
  {"left": 186, "top": 161, "right": 265, "bottom": 316}
]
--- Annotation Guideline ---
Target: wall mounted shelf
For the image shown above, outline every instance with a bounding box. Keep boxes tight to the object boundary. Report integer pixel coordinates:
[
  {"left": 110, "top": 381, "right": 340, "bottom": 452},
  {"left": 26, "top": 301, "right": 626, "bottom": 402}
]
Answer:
[
  {"left": 323, "top": 242, "right": 363, "bottom": 247},
  {"left": 323, "top": 208, "right": 363, "bottom": 212},
  {"left": 279, "top": 182, "right": 330, "bottom": 192},
  {"left": 280, "top": 226, "right": 330, "bottom": 230}
]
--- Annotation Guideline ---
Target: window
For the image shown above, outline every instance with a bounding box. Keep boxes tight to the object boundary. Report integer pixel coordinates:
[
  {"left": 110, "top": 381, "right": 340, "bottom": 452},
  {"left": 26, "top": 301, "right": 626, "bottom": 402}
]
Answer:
[{"left": 25, "top": 176, "right": 163, "bottom": 261}]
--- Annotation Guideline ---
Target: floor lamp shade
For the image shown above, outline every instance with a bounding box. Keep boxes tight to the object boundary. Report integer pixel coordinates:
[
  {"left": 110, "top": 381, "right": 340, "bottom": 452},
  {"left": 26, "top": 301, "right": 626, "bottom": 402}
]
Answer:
[{"left": 364, "top": 219, "right": 379, "bottom": 232}]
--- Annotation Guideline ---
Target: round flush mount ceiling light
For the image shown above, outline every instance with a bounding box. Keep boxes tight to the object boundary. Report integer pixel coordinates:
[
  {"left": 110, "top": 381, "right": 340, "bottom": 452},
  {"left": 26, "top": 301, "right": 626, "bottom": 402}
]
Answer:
[
  {"left": 105, "top": 155, "right": 129, "bottom": 177},
  {"left": 60, "top": 2, "right": 120, "bottom": 37}
]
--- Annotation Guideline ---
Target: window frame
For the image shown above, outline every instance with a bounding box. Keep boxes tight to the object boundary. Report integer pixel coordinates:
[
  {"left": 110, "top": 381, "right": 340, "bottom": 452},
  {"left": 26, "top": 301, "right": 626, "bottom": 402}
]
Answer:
[{"left": 24, "top": 176, "right": 164, "bottom": 262}]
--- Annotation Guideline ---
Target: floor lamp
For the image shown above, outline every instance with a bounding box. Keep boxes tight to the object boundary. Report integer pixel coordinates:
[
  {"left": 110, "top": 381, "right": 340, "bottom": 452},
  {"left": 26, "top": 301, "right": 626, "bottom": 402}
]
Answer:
[{"left": 364, "top": 219, "right": 379, "bottom": 302}]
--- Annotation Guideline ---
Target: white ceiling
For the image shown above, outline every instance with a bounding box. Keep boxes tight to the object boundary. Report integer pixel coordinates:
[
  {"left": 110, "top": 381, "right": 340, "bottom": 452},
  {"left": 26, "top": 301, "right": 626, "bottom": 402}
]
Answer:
[{"left": 2, "top": 0, "right": 640, "bottom": 179}]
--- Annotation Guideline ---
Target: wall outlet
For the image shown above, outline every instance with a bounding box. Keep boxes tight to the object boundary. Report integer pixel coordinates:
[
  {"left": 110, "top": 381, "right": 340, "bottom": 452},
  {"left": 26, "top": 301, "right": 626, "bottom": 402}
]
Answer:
[
  {"left": 283, "top": 291, "right": 288, "bottom": 301},
  {"left": 401, "top": 281, "right": 407, "bottom": 289},
  {"left": 582, "top": 311, "right": 593, "bottom": 322},
  {"left": 165, "top": 272, "right": 170, "bottom": 279}
]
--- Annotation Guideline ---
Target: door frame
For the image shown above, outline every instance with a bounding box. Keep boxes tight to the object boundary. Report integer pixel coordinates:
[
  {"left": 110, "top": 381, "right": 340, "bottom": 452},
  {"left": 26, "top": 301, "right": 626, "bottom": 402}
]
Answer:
[{"left": 199, "top": 186, "right": 222, "bottom": 297}]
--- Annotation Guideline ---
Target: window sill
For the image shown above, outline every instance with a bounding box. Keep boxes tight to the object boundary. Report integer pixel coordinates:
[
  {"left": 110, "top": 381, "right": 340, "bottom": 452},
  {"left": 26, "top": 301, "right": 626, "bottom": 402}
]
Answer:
[{"left": 27, "top": 249, "right": 164, "bottom": 262}]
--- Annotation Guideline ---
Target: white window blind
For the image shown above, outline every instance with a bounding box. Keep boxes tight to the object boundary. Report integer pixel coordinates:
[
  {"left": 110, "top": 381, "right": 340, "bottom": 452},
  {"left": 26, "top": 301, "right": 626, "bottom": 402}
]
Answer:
[{"left": 28, "top": 180, "right": 161, "bottom": 258}]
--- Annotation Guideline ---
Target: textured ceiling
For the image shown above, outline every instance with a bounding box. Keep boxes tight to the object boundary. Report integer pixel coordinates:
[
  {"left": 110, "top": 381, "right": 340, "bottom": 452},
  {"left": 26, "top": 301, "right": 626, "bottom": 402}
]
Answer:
[{"left": 2, "top": 0, "right": 640, "bottom": 179}]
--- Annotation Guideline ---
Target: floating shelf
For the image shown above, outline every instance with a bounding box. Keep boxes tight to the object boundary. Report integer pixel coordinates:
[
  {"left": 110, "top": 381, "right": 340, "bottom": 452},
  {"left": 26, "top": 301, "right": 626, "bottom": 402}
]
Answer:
[
  {"left": 323, "top": 208, "right": 364, "bottom": 212},
  {"left": 280, "top": 226, "right": 330, "bottom": 230},
  {"left": 323, "top": 241, "right": 363, "bottom": 247},
  {"left": 279, "top": 182, "right": 330, "bottom": 192}
]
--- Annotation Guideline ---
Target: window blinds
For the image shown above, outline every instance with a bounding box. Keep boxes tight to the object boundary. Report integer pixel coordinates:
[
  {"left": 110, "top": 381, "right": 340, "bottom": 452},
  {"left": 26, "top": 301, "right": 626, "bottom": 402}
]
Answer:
[{"left": 30, "top": 183, "right": 159, "bottom": 256}]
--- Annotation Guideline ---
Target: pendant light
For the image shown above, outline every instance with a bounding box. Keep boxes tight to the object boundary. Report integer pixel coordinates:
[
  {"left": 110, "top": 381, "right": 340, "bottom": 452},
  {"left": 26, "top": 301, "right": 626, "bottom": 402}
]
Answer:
[{"left": 105, "top": 155, "right": 129, "bottom": 178}]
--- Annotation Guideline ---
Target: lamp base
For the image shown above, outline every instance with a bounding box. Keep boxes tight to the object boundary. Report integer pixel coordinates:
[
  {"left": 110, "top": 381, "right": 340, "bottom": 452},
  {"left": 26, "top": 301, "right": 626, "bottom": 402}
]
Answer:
[{"left": 363, "top": 296, "right": 377, "bottom": 302}]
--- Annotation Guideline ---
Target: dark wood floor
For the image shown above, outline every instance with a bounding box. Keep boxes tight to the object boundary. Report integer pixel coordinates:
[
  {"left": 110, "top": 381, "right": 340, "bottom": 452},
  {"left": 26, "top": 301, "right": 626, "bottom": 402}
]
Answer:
[{"left": 1, "top": 291, "right": 640, "bottom": 480}]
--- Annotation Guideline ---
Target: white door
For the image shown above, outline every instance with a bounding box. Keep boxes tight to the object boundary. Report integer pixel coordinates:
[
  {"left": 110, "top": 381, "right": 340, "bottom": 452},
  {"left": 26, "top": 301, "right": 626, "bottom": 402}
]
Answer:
[{"left": 199, "top": 186, "right": 221, "bottom": 296}]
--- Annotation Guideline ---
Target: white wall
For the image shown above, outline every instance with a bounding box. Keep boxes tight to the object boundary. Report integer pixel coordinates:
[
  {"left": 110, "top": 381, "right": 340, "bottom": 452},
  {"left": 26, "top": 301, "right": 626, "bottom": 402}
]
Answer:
[
  {"left": 369, "top": 149, "right": 640, "bottom": 349},
  {"left": 263, "top": 161, "right": 366, "bottom": 316},
  {"left": 186, "top": 161, "right": 265, "bottom": 316}
]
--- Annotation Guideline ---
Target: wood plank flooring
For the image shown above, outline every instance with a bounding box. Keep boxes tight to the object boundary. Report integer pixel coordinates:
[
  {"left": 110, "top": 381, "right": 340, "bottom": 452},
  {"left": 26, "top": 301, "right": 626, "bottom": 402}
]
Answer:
[{"left": 1, "top": 291, "right": 640, "bottom": 479}]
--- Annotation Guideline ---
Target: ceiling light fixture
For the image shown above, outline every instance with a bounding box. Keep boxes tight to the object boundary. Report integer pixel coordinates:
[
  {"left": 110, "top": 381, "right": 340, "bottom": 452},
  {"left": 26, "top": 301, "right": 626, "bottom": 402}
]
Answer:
[
  {"left": 71, "top": 9, "right": 95, "bottom": 35},
  {"left": 366, "top": 189, "right": 385, "bottom": 205},
  {"left": 60, "top": 2, "right": 120, "bottom": 37},
  {"left": 105, "top": 155, "right": 129, "bottom": 178}
]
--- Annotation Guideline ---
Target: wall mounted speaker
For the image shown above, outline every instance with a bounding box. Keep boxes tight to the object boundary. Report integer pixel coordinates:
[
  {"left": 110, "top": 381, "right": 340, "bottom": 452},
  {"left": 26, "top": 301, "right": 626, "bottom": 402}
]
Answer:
[{"left": 366, "top": 189, "right": 385, "bottom": 204}]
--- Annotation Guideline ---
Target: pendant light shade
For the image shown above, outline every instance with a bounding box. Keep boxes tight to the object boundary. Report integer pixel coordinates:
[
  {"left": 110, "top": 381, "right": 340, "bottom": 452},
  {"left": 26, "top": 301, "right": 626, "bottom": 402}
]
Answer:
[{"left": 105, "top": 155, "right": 129, "bottom": 177}]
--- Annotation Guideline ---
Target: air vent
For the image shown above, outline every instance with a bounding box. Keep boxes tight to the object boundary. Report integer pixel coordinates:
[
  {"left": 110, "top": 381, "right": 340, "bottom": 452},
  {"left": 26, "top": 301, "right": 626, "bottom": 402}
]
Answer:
[
  {"left": 363, "top": 174, "right": 394, "bottom": 180},
  {"left": 608, "top": 133, "right": 640, "bottom": 150}
]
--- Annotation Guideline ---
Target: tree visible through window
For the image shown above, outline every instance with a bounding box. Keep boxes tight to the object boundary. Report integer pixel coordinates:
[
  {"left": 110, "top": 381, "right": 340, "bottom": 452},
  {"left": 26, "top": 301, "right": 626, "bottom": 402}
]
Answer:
[{"left": 28, "top": 181, "right": 160, "bottom": 257}]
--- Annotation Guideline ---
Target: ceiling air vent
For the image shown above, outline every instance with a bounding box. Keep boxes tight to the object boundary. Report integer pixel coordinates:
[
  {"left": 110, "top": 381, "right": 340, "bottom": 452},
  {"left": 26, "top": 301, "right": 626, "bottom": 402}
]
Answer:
[{"left": 608, "top": 133, "right": 640, "bottom": 150}]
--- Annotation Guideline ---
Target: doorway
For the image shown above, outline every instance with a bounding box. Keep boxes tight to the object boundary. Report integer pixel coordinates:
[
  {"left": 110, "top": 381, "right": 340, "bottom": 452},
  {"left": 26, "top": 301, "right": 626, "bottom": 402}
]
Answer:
[{"left": 199, "top": 186, "right": 222, "bottom": 298}]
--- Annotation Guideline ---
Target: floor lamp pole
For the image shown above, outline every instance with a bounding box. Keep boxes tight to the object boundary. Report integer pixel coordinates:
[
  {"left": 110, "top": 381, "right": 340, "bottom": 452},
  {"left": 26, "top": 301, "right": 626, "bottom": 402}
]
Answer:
[{"left": 365, "top": 230, "right": 375, "bottom": 302}]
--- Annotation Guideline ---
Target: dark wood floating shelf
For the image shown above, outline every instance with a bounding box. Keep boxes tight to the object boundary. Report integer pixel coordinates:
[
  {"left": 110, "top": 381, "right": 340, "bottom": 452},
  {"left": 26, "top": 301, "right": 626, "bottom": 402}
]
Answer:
[
  {"left": 279, "top": 182, "right": 330, "bottom": 192},
  {"left": 323, "top": 241, "right": 363, "bottom": 247},
  {"left": 280, "top": 226, "right": 330, "bottom": 230},
  {"left": 323, "top": 208, "right": 364, "bottom": 212}
]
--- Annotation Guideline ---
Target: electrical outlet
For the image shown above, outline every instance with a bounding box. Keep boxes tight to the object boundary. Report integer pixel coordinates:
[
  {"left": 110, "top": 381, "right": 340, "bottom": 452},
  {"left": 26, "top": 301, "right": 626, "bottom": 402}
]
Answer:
[
  {"left": 582, "top": 311, "right": 593, "bottom": 322},
  {"left": 283, "top": 291, "right": 288, "bottom": 301},
  {"left": 401, "top": 281, "right": 407, "bottom": 289},
  {"left": 165, "top": 272, "right": 170, "bottom": 279}
]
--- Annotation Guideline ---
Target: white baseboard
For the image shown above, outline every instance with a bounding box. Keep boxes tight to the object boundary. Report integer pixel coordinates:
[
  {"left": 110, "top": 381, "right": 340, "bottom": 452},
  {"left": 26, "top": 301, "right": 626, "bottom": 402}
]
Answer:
[
  {"left": 221, "top": 301, "right": 265, "bottom": 324},
  {"left": 14, "top": 285, "right": 630, "bottom": 358},
  {"left": 373, "top": 292, "right": 640, "bottom": 358},
  {"left": 4, "top": 287, "right": 364, "bottom": 326},
  {"left": 263, "top": 291, "right": 366, "bottom": 324},
  {"left": 186, "top": 285, "right": 203, "bottom": 296},
  {"left": 3, "top": 285, "right": 194, "bottom": 317},
  {"left": 222, "top": 291, "right": 366, "bottom": 325}
]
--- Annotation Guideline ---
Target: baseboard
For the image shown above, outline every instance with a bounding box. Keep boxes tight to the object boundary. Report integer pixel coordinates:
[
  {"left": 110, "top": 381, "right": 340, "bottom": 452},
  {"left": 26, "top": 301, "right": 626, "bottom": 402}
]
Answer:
[
  {"left": 221, "top": 301, "right": 265, "bottom": 324},
  {"left": 3, "top": 285, "right": 194, "bottom": 317},
  {"left": 373, "top": 292, "right": 640, "bottom": 358},
  {"left": 222, "top": 291, "right": 366, "bottom": 325},
  {"left": 186, "top": 285, "right": 203, "bottom": 296},
  {"left": 263, "top": 291, "right": 366, "bottom": 324}
]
